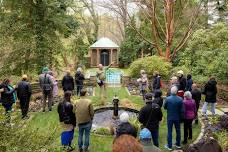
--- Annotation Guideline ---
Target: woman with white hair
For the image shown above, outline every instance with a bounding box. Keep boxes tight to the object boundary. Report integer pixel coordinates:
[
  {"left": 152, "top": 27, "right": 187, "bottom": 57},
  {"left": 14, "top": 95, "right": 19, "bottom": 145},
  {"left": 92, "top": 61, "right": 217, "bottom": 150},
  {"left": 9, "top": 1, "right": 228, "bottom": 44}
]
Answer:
[
  {"left": 182, "top": 91, "right": 196, "bottom": 144},
  {"left": 115, "top": 112, "right": 137, "bottom": 138}
]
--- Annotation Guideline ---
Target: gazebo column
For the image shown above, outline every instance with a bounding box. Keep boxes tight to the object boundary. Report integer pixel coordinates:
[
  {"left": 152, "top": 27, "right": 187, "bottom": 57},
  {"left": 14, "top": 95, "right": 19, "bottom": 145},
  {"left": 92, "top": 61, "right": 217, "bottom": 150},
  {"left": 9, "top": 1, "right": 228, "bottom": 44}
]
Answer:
[
  {"left": 97, "top": 48, "right": 100, "bottom": 65},
  {"left": 110, "top": 49, "right": 113, "bottom": 66}
]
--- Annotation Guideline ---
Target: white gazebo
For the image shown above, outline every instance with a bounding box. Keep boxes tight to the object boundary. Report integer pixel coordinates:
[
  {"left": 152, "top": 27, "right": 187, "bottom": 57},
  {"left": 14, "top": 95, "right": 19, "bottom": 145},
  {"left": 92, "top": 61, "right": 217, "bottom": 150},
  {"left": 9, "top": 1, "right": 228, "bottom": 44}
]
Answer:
[{"left": 89, "top": 37, "right": 119, "bottom": 67}]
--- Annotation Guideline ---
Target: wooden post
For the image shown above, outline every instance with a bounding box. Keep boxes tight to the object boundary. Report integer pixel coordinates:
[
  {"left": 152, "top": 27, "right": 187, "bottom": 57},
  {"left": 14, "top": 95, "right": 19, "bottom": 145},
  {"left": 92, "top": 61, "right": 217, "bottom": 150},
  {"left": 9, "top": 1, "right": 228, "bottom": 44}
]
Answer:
[{"left": 117, "top": 48, "right": 119, "bottom": 66}]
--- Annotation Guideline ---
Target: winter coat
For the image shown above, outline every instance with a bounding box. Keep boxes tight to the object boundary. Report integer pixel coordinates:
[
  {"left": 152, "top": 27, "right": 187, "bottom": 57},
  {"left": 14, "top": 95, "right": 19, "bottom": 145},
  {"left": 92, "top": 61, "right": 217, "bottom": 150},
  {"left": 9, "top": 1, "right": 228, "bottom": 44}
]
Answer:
[
  {"left": 191, "top": 88, "right": 201, "bottom": 108},
  {"left": 164, "top": 95, "right": 184, "bottom": 121},
  {"left": 152, "top": 75, "right": 161, "bottom": 91},
  {"left": 58, "top": 100, "right": 76, "bottom": 127},
  {"left": 0, "top": 83, "right": 15, "bottom": 105},
  {"left": 62, "top": 75, "right": 74, "bottom": 91},
  {"left": 178, "top": 75, "right": 187, "bottom": 91},
  {"left": 75, "top": 71, "right": 85, "bottom": 86},
  {"left": 203, "top": 80, "right": 217, "bottom": 103},
  {"left": 183, "top": 99, "right": 196, "bottom": 120},
  {"left": 139, "top": 102, "right": 163, "bottom": 131},
  {"left": 153, "top": 90, "right": 163, "bottom": 107},
  {"left": 116, "top": 122, "right": 137, "bottom": 138},
  {"left": 17, "top": 80, "right": 32, "bottom": 99},
  {"left": 186, "top": 78, "right": 193, "bottom": 91},
  {"left": 39, "top": 73, "right": 53, "bottom": 92}
]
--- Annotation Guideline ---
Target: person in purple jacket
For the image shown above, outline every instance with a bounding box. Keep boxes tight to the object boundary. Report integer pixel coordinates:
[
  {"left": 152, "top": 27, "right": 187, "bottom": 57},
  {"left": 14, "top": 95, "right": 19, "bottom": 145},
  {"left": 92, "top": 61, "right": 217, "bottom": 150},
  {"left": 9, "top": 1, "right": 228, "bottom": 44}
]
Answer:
[{"left": 182, "top": 91, "right": 196, "bottom": 144}]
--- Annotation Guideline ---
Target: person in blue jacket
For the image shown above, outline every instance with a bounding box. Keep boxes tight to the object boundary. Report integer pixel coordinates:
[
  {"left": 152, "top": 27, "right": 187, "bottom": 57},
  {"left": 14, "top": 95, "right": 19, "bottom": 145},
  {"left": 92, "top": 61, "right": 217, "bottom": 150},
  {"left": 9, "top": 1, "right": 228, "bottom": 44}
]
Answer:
[{"left": 164, "top": 86, "right": 184, "bottom": 151}]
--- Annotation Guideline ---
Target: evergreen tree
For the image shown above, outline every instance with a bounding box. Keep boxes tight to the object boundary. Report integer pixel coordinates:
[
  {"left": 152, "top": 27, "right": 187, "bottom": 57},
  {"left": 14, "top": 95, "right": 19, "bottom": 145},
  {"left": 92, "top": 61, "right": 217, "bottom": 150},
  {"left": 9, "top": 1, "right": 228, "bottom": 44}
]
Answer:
[{"left": 0, "top": 0, "right": 78, "bottom": 75}]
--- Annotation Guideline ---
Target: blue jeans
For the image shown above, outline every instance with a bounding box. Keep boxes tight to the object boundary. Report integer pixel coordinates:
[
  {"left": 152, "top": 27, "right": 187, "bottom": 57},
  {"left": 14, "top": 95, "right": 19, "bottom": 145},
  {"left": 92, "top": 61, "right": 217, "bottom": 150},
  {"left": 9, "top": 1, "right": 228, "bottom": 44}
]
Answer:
[
  {"left": 202, "top": 102, "right": 215, "bottom": 115},
  {"left": 151, "top": 129, "right": 159, "bottom": 147},
  {"left": 167, "top": 120, "right": 181, "bottom": 148},
  {"left": 78, "top": 122, "right": 92, "bottom": 150}
]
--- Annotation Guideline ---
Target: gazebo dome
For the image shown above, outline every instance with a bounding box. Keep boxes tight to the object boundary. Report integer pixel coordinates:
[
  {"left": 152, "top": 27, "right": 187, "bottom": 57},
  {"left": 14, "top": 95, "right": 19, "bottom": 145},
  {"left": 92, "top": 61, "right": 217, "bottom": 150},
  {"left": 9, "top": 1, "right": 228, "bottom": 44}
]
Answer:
[{"left": 90, "top": 37, "right": 119, "bottom": 48}]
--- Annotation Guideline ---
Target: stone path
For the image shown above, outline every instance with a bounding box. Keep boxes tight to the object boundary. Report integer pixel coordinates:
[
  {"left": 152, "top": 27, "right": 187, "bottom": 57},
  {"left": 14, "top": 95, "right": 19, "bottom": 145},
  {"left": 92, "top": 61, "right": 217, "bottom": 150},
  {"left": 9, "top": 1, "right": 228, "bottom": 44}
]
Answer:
[
  {"left": 199, "top": 108, "right": 225, "bottom": 116},
  {"left": 220, "top": 108, "right": 228, "bottom": 113}
]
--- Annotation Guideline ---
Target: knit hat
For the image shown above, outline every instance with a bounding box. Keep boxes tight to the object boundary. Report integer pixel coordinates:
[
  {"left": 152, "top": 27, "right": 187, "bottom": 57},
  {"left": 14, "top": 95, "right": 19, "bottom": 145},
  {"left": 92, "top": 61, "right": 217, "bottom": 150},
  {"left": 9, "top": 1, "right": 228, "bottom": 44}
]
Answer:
[
  {"left": 42, "top": 67, "right": 49, "bottom": 73},
  {"left": 177, "top": 70, "right": 184, "bottom": 75},
  {"left": 119, "top": 112, "right": 130, "bottom": 122},
  {"left": 139, "top": 128, "right": 152, "bottom": 140}
]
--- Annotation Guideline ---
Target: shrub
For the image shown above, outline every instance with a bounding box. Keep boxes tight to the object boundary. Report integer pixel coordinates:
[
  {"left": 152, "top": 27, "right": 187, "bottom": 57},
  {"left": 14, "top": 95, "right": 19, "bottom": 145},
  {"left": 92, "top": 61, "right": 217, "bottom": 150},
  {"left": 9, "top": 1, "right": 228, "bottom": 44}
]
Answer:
[
  {"left": 93, "top": 127, "right": 111, "bottom": 135},
  {"left": 129, "top": 56, "right": 172, "bottom": 79}
]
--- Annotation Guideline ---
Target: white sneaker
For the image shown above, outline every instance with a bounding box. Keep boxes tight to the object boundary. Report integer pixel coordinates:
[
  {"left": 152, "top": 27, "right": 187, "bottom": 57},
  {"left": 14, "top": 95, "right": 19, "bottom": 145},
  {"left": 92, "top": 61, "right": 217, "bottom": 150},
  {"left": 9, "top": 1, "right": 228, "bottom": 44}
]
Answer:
[
  {"left": 174, "top": 144, "right": 181, "bottom": 149},
  {"left": 164, "top": 145, "right": 172, "bottom": 151}
]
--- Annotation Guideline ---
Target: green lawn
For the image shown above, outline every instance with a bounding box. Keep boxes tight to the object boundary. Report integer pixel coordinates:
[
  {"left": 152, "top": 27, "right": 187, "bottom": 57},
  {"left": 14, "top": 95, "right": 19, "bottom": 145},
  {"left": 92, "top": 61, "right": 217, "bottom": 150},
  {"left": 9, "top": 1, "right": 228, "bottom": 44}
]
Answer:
[{"left": 21, "top": 87, "right": 201, "bottom": 152}]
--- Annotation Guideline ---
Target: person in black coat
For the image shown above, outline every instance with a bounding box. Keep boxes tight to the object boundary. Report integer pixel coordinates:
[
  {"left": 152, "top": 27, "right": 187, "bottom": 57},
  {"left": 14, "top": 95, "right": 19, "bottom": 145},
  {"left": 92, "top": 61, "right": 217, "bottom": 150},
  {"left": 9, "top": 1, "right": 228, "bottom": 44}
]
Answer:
[
  {"left": 62, "top": 70, "right": 75, "bottom": 92},
  {"left": 138, "top": 93, "right": 163, "bottom": 147},
  {"left": 0, "top": 79, "right": 16, "bottom": 114},
  {"left": 152, "top": 71, "right": 161, "bottom": 92},
  {"left": 202, "top": 76, "right": 217, "bottom": 116},
  {"left": 191, "top": 83, "right": 201, "bottom": 124},
  {"left": 16, "top": 75, "right": 32, "bottom": 119},
  {"left": 153, "top": 90, "right": 163, "bottom": 108},
  {"left": 57, "top": 91, "right": 76, "bottom": 150},
  {"left": 75, "top": 68, "right": 85, "bottom": 96},
  {"left": 186, "top": 74, "right": 193, "bottom": 91},
  {"left": 177, "top": 70, "right": 187, "bottom": 91}
]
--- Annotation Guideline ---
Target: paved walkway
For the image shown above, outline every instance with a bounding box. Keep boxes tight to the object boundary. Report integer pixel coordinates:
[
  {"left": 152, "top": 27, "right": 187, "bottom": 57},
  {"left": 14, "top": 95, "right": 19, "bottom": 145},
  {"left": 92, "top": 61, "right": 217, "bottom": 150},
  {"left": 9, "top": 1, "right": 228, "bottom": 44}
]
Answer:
[
  {"left": 220, "top": 108, "right": 228, "bottom": 113},
  {"left": 199, "top": 108, "right": 226, "bottom": 116}
]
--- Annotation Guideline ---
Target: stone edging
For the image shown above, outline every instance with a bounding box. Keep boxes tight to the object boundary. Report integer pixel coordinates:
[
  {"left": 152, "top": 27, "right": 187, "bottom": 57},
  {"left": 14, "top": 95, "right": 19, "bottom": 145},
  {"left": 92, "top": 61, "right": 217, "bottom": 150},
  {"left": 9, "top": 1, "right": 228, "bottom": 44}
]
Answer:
[{"left": 192, "top": 116, "right": 206, "bottom": 145}]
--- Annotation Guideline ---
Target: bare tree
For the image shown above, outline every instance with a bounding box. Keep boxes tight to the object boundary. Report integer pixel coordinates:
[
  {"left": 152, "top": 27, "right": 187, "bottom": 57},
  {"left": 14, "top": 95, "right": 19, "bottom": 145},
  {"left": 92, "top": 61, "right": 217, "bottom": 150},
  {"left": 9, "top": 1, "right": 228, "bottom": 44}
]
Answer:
[
  {"left": 72, "top": 0, "right": 99, "bottom": 44},
  {"left": 99, "top": 0, "right": 129, "bottom": 40},
  {"left": 116, "top": 0, "right": 203, "bottom": 61}
]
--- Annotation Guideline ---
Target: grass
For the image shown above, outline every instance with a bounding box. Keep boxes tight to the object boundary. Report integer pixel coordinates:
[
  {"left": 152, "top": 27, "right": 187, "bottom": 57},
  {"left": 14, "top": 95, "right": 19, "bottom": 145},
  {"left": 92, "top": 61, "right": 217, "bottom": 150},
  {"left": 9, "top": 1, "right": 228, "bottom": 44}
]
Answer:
[{"left": 89, "top": 87, "right": 143, "bottom": 109}]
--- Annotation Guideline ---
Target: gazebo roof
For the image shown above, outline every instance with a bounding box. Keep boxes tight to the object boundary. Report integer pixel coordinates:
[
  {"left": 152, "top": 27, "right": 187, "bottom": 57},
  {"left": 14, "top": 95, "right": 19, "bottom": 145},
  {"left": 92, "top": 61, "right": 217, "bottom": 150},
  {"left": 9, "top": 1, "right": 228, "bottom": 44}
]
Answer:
[{"left": 90, "top": 37, "right": 119, "bottom": 48}]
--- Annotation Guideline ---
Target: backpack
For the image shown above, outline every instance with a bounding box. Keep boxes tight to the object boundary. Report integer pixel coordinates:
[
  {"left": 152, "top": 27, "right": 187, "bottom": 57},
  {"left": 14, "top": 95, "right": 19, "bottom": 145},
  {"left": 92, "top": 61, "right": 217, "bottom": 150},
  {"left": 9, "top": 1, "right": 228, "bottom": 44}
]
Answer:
[
  {"left": 8, "top": 85, "right": 17, "bottom": 103},
  {"left": 43, "top": 74, "right": 52, "bottom": 94}
]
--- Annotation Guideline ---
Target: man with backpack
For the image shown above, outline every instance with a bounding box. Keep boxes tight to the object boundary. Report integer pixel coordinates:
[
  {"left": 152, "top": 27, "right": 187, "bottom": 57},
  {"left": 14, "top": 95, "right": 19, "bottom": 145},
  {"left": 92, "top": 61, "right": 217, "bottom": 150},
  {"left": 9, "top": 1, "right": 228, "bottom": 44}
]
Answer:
[
  {"left": 39, "top": 67, "right": 53, "bottom": 112},
  {"left": 138, "top": 93, "right": 163, "bottom": 147}
]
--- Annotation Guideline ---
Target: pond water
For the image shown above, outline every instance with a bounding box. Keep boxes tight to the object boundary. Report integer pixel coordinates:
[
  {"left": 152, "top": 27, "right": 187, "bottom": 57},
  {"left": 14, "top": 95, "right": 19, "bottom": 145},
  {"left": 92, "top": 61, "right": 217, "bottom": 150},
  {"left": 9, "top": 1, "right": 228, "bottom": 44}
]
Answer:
[{"left": 92, "top": 110, "right": 138, "bottom": 129}]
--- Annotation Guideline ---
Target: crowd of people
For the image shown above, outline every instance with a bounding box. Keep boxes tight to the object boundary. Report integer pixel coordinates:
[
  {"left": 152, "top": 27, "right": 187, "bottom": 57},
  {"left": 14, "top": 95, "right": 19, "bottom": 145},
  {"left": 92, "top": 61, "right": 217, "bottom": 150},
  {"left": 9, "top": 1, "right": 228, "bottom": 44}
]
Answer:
[
  {"left": 125, "top": 70, "right": 218, "bottom": 151},
  {"left": 0, "top": 66, "right": 220, "bottom": 152}
]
